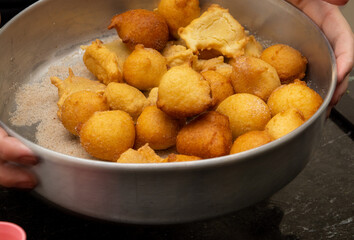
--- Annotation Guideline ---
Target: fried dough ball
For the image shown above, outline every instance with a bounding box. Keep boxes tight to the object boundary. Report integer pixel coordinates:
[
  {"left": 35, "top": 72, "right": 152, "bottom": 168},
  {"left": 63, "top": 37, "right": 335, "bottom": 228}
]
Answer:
[
  {"left": 244, "top": 35, "right": 263, "bottom": 58},
  {"left": 179, "top": 4, "right": 248, "bottom": 58},
  {"left": 166, "top": 153, "right": 202, "bottom": 162},
  {"left": 213, "top": 63, "right": 234, "bottom": 81},
  {"left": 157, "top": 65, "right": 212, "bottom": 118},
  {"left": 117, "top": 148, "right": 147, "bottom": 163},
  {"left": 82, "top": 39, "right": 123, "bottom": 85},
  {"left": 193, "top": 56, "right": 224, "bottom": 71},
  {"left": 123, "top": 45, "right": 167, "bottom": 90},
  {"left": 135, "top": 106, "right": 184, "bottom": 150},
  {"left": 158, "top": 0, "right": 200, "bottom": 38},
  {"left": 230, "top": 131, "right": 273, "bottom": 154},
  {"left": 146, "top": 87, "right": 159, "bottom": 106},
  {"left": 193, "top": 56, "right": 233, "bottom": 81},
  {"left": 162, "top": 42, "right": 196, "bottom": 68},
  {"left": 267, "top": 80, "right": 323, "bottom": 120},
  {"left": 216, "top": 93, "right": 271, "bottom": 139},
  {"left": 104, "top": 82, "right": 147, "bottom": 119},
  {"left": 265, "top": 108, "right": 305, "bottom": 139},
  {"left": 108, "top": 9, "right": 169, "bottom": 52},
  {"left": 103, "top": 39, "right": 132, "bottom": 69},
  {"left": 229, "top": 56, "right": 281, "bottom": 101},
  {"left": 201, "top": 70, "right": 234, "bottom": 108},
  {"left": 176, "top": 111, "right": 232, "bottom": 159},
  {"left": 80, "top": 110, "right": 135, "bottom": 161},
  {"left": 261, "top": 44, "right": 308, "bottom": 84},
  {"left": 51, "top": 68, "right": 106, "bottom": 110},
  {"left": 58, "top": 91, "right": 109, "bottom": 136},
  {"left": 117, "top": 144, "right": 166, "bottom": 163}
]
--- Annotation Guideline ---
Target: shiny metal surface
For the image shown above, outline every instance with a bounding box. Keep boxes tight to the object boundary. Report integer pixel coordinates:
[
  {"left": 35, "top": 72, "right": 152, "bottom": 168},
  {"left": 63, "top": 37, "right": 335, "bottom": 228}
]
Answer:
[{"left": 0, "top": 0, "right": 336, "bottom": 224}]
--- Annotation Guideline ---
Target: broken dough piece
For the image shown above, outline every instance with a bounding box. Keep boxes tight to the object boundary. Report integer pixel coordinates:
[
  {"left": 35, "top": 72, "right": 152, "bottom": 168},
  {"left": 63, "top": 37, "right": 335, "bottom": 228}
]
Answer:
[{"left": 178, "top": 4, "right": 248, "bottom": 58}]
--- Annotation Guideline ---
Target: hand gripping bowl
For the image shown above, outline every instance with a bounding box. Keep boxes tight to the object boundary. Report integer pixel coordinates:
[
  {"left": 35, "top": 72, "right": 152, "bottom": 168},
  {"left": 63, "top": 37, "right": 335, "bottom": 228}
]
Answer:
[{"left": 0, "top": 0, "right": 335, "bottom": 224}]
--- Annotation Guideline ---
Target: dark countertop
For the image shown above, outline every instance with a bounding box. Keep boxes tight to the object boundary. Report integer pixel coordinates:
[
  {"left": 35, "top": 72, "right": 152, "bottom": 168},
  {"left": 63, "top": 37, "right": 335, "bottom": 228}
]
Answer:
[{"left": 1, "top": 2, "right": 353, "bottom": 240}]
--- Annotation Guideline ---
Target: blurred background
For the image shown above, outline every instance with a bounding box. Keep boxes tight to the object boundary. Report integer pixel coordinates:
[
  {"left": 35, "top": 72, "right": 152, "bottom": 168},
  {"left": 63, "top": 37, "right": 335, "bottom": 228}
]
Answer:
[{"left": 341, "top": 0, "right": 354, "bottom": 30}]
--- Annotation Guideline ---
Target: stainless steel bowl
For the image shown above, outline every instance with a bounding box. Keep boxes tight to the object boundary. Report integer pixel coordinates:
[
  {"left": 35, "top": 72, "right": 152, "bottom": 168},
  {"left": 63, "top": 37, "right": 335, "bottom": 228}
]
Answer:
[{"left": 0, "top": 0, "right": 336, "bottom": 224}]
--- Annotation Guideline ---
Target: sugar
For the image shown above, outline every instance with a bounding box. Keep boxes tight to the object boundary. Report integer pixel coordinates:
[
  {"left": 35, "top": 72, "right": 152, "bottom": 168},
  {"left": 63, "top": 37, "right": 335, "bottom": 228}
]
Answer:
[{"left": 10, "top": 49, "right": 96, "bottom": 160}]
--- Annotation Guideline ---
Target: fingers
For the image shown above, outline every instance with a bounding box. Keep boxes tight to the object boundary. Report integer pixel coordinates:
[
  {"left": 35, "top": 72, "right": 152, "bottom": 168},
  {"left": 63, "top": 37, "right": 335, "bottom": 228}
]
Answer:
[
  {"left": 330, "top": 74, "right": 349, "bottom": 106},
  {"left": 0, "top": 128, "right": 38, "bottom": 189},
  {"left": 0, "top": 161, "right": 37, "bottom": 189},
  {"left": 315, "top": 5, "right": 353, "bottom": 105},
  {"left": 321, "top": 0, "right": 349, "bottom": 6},
  {"left": 336, "top": 45, "right": 354, "bottom": 84},
  {"left": 0, "top": 128, "right": 37, "bottom": 165},
  {"left": 327, "top": 73, "right": 349, "bottom": 116},
  {"left": 325, "top": 8, "right": 354, "bottom": 83}
]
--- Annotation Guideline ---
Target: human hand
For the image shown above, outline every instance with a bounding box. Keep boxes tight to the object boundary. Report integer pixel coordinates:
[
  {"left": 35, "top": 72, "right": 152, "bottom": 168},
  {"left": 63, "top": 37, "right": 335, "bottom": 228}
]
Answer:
[
  {"left": 0, "top": 127, "right": 37, "bottom": 189},
  {"left": 287, "top": 0, "right": 354, "bottom": 110}
]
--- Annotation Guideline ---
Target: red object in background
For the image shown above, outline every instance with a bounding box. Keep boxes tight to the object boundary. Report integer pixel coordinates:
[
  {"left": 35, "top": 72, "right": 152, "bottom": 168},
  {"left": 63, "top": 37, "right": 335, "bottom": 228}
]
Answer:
[{"left": 0, "top": 222, "right": 26, "bottom": 240}]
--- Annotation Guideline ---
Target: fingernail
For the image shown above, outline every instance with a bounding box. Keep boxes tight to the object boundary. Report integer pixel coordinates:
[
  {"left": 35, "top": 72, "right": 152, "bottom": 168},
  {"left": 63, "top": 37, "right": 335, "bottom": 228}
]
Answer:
[
  {"left": 18, "top": 143, "right": 34, "bottom": 155},
  {"left": 18, "top": 156, "right": 38, "bottom": 165}
]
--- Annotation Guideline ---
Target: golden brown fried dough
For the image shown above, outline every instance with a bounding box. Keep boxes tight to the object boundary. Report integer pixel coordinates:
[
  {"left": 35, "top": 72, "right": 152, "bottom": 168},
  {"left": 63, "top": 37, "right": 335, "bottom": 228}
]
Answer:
[
  {"left": 192, "top": 56, "right": 233, "bottom": 81},
  {"left": 135, "top": 106, "right": 184, "bottom": 150},
  {"left": 137, "top": 144, "right": 167, "bottom": 163},
  {"left": 244, "top": 35, "right": 263, "bottom": 58},
  {"left": 166, "top": 153, "right": 202, "bottom": 162},
  {"left": 229, "top": 56, "right": 281, "bottom": 101},
  {"left": 82, "top": 39, "right": 123, "bottom": 85},
  {"left": 197, "top": 49, "right": 223, "bottom": 60},
  {"left": 104, "top": 82, "right": 148, "bottom": 119},
  {"left": 267, "top": 80, "right": 323, "bottom": 120},
  {"left": 179, "top": 4, "right": 248, "bottom": 58},
  {"left": 123, "top": 44, "right": 167, "bottom": 90},
  {"left": 162, "top": 42, "right": 196, "bottom": 68},
  {"left": 59, "top": 91, "right": 109, "bottom": 136},
  {"left": 158, "top": 0, "right": 200, "bottom": 38},
  {"left": 216, "top": 93, "right": 271, "bottom": 139},
  {"left": 108, "top": 9, "right": 169, "bottom": 52},
  {"left": 265, "top": 108, "right": 305, "bottom": 139},
  {"left": 176, "top": 111, "right": 232, "bottom": 159},
  {"left": 103, "top": 39, "right": 132, "bottom": 69},
  {"left": 230, "top": 131, "right": 273, "bottom": 154},
  {"left": 117, "top": 144, "right": 166, "bottom": 163},
  {"left": 201, "top": 70, "right": 234, "bottom": 108},
  {"left": 145, "top": 87, "right": 159, "bottom": 107},
  {"left": 157, "top": 65, "right": 212, "bottom": 118},
  {"left": 51, "top": 68, "right": 106, "bottom": 111},
  {"left": 261, "top": 44, "right": 308, "bottom": 84},
  {"left": 116, "top": 148, "right": 148, "bottom": 163},
  {"left": 80, "top": 110, "right": 135, "bottom": 161}
]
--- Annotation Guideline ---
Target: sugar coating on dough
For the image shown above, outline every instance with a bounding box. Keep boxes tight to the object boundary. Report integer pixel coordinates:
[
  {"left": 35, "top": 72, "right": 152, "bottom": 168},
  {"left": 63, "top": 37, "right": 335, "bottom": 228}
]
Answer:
[{"left": 217, "top": 93, "right": 271, "bottom": 139}]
